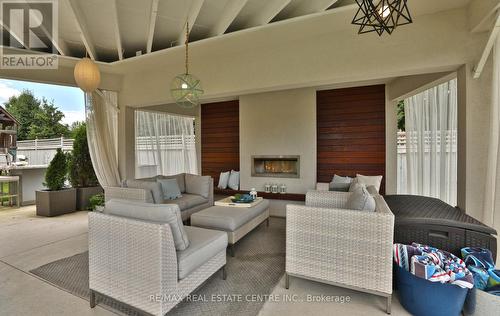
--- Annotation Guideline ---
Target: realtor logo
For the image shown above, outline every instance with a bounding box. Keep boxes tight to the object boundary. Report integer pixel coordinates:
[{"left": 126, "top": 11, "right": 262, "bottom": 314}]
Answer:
[{"left": 0, "top": 0, "right": 58, "bottom": 69}]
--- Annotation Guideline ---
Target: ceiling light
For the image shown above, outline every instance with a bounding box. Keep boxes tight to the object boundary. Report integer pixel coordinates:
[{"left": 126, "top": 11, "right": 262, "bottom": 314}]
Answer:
[
  {"left": 170, "top": 22, "right": 204, "bottom": 108},
  {"left": 352, "top": 0, "right": 412, "bottom": 36},
  {"left": 74, "top": 57, "right": 101, "bottom": 93}
]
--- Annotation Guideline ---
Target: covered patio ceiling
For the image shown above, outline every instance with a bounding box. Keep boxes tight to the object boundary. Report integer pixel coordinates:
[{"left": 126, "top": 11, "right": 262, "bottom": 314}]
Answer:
[{"left": 4, "top": 0, "right": 484, "bottom": 65}]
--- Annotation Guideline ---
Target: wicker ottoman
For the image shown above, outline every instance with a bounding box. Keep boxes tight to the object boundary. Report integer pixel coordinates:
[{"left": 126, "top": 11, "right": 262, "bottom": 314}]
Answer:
[{"left": 190, "top": 199, "right": 270, "bottom": 256}]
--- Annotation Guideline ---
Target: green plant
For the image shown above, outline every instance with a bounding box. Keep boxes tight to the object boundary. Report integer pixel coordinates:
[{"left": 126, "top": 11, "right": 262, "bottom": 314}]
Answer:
[
  {"left": 88, "top": 193, "right": 105, "bottom": 211},
  {"left": 44, "top": 148, "right": 68, "bottom": 191},
  {"left": 397, "top": 100, "right": 405, "bottom": 131},
  {"left": 68, "top": 123, "right": 98, "bottom": 188}
]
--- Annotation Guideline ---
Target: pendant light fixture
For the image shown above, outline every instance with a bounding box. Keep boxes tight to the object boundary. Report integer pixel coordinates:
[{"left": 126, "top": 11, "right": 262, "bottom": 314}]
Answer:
[
  {"left": 74, "top": 54, "right": 101, "bottom": 93},
  {"left": 170, "top": 21, "right": 204, "bottom": 108},
  {"left": 352, "top": 0, "right": 412, "bottom": 36}
]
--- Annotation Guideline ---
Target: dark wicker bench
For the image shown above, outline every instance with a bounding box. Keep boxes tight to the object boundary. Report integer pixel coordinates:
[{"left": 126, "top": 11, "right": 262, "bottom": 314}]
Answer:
[{"left": 385, "top": 195, "right": 497, "bottom": 260}]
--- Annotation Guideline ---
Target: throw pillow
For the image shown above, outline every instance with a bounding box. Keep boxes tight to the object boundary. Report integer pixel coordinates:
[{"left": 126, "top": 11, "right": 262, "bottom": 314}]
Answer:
[
  {"left": 349, "top": 180, "right": 364, "bottom": 192},
  {"left": 185, "top": 174, "right": 211, "bottom": 198},
  {"left": 329, "top": 174, "right": 353, "bottom": 192},
  {"left": 217, "top": 171, "right": 230, "bottom": 189},
  {"left": 356, "top": 174, "right": 383, "bottom": 192},
  {"left": 157, "top": 178, "right": 182, "bottom": 200},
  {"left": 228, "top": 170, "right": 240, "bottom": 190},
  {"left": 104, "top": 199, "right": 189, "bottom": 251},
  {"left": 366, "top": 185, "right": 379, "bottom": 196},
  {"left": 158, "top": 174, "right": 186, "bottom": 193},
  {"left": 345, "top": 186, "right": 376, "bottom": 212},
  {"left": 126, "top": 179, "right": 163, "bottom": 204}
]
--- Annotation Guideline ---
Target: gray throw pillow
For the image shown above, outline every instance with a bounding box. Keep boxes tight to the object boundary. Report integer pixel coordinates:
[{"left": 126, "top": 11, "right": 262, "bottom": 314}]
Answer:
[
  {"left": 185, "top": 174, "right": 211, "bottom": 198},
  {"left": 345, "top": 186, "right": 376, "bottom": 212},
  {"left": 157, "top": 178, "right": 182, "bottom": 200},
  {"left": 366, "top": 185, "right": 379, "bottom": 196},
  {"left": 329, "top": 175, "right": 353, "bottom": 192},
  {"left": 126, "top": 179, "right": 163, "bottom": 204},
  {"left": 158, "top": 174, "right": 186, "bottom": 193},
  {"left": 104, "top": 199, "right": 189, "bottom": 250}
]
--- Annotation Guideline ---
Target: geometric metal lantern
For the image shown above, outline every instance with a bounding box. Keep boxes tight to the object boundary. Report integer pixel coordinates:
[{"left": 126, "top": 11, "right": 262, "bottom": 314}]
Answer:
[
  {"left": 352, "top": 0, "right": 412, "bottom": 36},
  {"left": 170, "top": 22, "right": 204, "bottom": 108}
]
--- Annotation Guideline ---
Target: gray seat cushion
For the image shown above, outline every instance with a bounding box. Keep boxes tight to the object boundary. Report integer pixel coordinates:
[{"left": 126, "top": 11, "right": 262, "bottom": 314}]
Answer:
[
  {"left": 190, "top": 199, "right": 270, "bottom": 231},
  {"left": 177, "top": 226, "right": 228, "bottom": 280},
  {"left": 104, "top": 199, "right": 190, "bottom": 250},
  {"left": 164, "top": 194, "right": 208, "bottom": 211}
]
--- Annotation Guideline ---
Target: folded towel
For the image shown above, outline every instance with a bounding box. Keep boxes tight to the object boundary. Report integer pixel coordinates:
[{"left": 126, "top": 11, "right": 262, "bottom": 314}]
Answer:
[{"left": 394, "top": 243, "right": 474, "bottom": 289}]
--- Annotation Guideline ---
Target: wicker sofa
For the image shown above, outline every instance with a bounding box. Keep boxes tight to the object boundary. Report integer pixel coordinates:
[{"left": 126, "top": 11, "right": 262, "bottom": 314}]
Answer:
[
  {"left": 104, "top": 173, "right": 214, "bottom": 221},
  {"left": 88, "top": 203, "right": 228, "bottom": 316},
  {"left": 286, "top": 190, "right": 394, "bottom": 314}
]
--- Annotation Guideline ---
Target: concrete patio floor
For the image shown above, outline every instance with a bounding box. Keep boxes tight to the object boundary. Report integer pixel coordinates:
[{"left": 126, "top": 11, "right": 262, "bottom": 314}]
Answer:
[{"left": 0, "top": 206, "right": 410, "bottom": 316}]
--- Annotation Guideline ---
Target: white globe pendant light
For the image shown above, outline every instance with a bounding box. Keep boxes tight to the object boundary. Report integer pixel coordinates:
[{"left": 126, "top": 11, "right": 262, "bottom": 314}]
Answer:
[
  {"left": 74, "top": 57, "right": 101, "bottom": 92},
  {"left": 170, "top": 22, "right": 204, "bottom": 108}
]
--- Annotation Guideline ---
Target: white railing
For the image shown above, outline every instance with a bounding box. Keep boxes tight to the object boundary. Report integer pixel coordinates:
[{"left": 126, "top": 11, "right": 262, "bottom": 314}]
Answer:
[{"left": 16, "top": 137, "right": 74, "bottom": 166}]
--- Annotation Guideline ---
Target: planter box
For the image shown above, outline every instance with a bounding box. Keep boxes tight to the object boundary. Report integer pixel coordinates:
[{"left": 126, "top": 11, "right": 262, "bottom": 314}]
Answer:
[
  {"left": 76, "top": 186, "right": 103, "bottom": 211},
  {"left": 464, "top": 288, "right": 500, "bottom": 315},
  {"left": 36, "top": 188, "right": 77, "bottom": 217}
]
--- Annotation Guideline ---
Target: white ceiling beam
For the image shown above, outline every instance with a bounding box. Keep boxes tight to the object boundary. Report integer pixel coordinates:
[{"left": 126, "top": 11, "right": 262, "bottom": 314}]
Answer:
[
  {"left": 0, "top": 21, "right": 27, "bottom": 49},
  {"left": 111, "top": 0, "right": 123, "bottom": 60},
  {"left": 207, "top": 0, "right": 248, "bottom": 37},
  {"left": 243, "top": 0, "right": 291, "bottom": 28},
  {"left": 469, "top": 0, "right": 500, "bottom": 32},
  {"left": 66, "top": 0, "right": 97, "bottom": 60},
  {"left": 473, "top": 13, "right": 500, "bottom": 79},
  {"left": 23, "top": 1, "right": 68, "bottom": 56},
  {"left": 146, "top": 0, "right": 159, "bottom": 54},
  {"left": 289, "top": 0, "right": 338, "bottom": 16},
  {"left": 177, "top": 0, "right": 205, "bottom": 45}
]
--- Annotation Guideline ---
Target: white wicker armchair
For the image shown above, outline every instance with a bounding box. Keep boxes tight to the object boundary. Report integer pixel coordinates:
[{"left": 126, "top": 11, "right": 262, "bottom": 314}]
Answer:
[
  {"left": 286, "top": 190, "right": 394, "bottom": 314},
  {"left": 88, "top": 212, "right": 226, "bottom": 316}
]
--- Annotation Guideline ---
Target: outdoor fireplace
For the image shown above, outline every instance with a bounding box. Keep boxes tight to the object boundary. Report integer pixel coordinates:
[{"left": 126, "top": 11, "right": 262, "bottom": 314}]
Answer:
[{"left": 251, "top": 155, "right": 300, "bottom": 178}]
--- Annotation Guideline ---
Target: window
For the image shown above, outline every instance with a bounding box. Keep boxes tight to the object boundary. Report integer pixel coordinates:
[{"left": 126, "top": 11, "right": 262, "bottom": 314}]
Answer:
[{"left": 135, "top": 110, "right": 197, "bottom": 178}]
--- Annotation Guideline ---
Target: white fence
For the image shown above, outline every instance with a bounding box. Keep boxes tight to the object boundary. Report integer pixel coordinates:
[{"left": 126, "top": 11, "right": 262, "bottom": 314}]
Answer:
[
  {"left": 397, "top": 131, "right": 457, "bottom": 194},
  {"left": 16, "top": 137, "right": 74, "bottom": 166},
  {"left": 135, "top": 135, "right": 197, "bottom": 178}
]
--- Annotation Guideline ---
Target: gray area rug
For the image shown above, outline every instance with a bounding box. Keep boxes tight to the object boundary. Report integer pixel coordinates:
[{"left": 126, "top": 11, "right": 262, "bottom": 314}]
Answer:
[{"left": 31, "top": 217, "right": 285, "bottom": 316}]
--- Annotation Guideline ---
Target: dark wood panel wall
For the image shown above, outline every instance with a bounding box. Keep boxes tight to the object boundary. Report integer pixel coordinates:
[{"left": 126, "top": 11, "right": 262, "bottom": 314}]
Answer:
[
  {"left": 201, "top": 100, "right": 240, "bottom": 184},
  {"left": 317, "top": 85, "right": 386, "bottom": 194}
]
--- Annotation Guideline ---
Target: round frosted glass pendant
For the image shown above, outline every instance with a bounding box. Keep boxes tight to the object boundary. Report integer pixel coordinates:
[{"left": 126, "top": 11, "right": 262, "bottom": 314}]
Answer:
[{"left": 170, "top": 73, "right": 204, "bottom": 108}]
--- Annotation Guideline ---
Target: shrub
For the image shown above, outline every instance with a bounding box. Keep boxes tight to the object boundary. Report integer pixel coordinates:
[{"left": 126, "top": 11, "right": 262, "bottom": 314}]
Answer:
[
  {"left": 44, "top": 148, "right": 68, "bottom": 191},
  {"left": 88, "top": 193, "right": 105, "bottom": 211},
  {"left": 68, "top": 123, "right": 98, "bottom": 187}
]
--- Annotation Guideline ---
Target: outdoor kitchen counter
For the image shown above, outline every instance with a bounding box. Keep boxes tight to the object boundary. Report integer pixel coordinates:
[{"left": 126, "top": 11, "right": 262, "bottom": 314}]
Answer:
[{"left": 9, "top": 165, "right": 48, "bottom": 205}]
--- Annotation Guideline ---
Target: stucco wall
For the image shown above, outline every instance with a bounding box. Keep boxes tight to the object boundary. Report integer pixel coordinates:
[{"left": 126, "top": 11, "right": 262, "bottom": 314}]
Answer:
[{"left": 239, "top": 88, "right": 316, "bottom": 194}]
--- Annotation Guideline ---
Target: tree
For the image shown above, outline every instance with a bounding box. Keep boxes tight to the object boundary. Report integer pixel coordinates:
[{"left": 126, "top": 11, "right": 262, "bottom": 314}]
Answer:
[
  {"left": 69, "top": 121, "right": 85, "bottom": 138},
  {"left": 44, "top": 148, "right": 68, "bottom": 191},
  {"left": 397, "top": 100, "right": 405, "bottom": 131},
  {"left": 4, "top": 90, "right": 71, "bottom": 140},
  {"left": 4, "top": 90, "right": 41, "bottom": 140},
  {"left": 28, "top": 99, "right": 71, "bottom": 139},
  {"left": 67, "top": 123, "right": 98, "bottom": 187}
]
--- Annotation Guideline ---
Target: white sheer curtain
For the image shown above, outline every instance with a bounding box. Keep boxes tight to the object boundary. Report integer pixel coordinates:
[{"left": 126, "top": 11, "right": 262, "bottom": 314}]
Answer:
[
  {"left": 484, "top": 35, "right": 500, "bottom": 232},
  {"left": 85, "top": 90, "right": 121, "bottom": 187},
  {"left": 404, "top": 79, "right": 458, "bottom": 205},
  {"left": 135, "top": 110, "right": 198, "bottom": 178}
]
